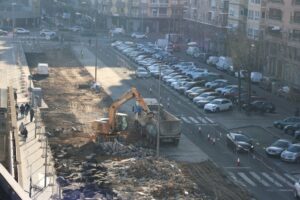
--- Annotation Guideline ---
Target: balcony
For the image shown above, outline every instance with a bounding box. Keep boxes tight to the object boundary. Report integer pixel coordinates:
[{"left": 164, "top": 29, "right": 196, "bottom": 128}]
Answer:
[
  {"left": 268, "top": 0, "right": 283, "bottom": 3},
  {"left": 150, "top": 3, "right": 169, "bottom": 8}
]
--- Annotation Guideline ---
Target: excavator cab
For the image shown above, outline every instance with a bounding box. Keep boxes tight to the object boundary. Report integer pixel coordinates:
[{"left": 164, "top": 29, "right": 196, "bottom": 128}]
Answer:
[{"left": 115, "top": 113, "right": 128, "bottom": 132}]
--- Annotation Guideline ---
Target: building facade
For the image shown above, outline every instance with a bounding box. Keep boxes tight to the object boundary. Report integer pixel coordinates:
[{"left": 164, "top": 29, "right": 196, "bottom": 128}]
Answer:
[
  {"left": 0, "top": 0, "right": 41, "bottom": 28},
  {"left": 97, "top": 0, "right": 186, "bottom": 33},
  {"left": 264, "top": 0, "right": 300, "bottom": 88},
  {"left": 227, "top": 0, "right": 248, "bottom": 30},
  {"left": 246, "top": 0, "right": 266, "bottom": 39},
  {"left": 183, "top": 0, "right": 229, "bottom": 55}
]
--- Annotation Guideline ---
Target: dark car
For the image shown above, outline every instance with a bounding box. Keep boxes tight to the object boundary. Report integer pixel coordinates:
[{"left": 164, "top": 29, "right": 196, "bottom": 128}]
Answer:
[
  {"left": 234, "top": 93, "right": 266, "bottom": 105},
  {"left": 226, "top": 132, "right": 254, "bottom": 152},
  {"left": 284, "top": 123, "right": 300, "bottom": 135},
  {"left": 242, "top": 100, "right": 276, "bottom": 113},
  {"left": 265, "top": 139, "right": 292, "bottom": 157},
  {"left": 273, "top": 117, "right": 300, "bottom": 129}
]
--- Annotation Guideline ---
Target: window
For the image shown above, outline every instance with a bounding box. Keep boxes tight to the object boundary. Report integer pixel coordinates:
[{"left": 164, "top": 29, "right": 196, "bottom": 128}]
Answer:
[
  {"left": 254, "top": 11, "right": 260, "bottom": 20},
  {"left": 248, "top": 10, "right": 254, "bottom": 19},
  {"left": 229, "top": 8, "right": 235, "bottom": 17}
]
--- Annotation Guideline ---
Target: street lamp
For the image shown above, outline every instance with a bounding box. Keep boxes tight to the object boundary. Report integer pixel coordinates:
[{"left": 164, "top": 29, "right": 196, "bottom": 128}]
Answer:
[
  {"left": 247, "top": 44, "right": 256, "bottom": 107},
  {"left": 156, "top": 66, "right": 161, "bottom": 157},
  {"left": 11, "top": 2, "right": 16, "bottom": 38}
]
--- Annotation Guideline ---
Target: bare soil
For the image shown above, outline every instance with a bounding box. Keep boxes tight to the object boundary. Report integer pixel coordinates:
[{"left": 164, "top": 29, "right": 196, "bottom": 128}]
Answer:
[{"left": 25, "top": 47, "right": 252, "bottom": 200}]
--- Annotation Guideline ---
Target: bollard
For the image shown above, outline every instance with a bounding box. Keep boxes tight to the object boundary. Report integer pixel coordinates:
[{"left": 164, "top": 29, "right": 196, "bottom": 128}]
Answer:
[{"left": 236, "top": 157, "right": 240, "bottom": 166}]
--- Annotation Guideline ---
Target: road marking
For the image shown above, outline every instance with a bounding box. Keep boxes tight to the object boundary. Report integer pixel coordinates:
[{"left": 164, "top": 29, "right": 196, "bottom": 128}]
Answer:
[
  {"left": 249, "top": 171, "right": 270, "bottom": 187},
  {"left": 273, "top": 173, "right": 294, "bottom": 188},
  {"left": 238, "top": 172, "right": 257, "bottom": 187},
  {"left": 228, "top": 172, "right": 246, "bottom": 187},
  {"left": 261, "top": 172, "right": 283, "bottom": 188},
  {"left": 197, "top": 116, "right": 207, "bottom": 123},
  {"left": 188, "top": 116, "right": 199, "bottom": 123},
  {"left": 205, "top": 117, "right": 214, "bottom": 123},
  {"left": 284, "top": 173, "right": 297, "bottom": 183},
  {"left": 181, "top": 116, "right": 191, "bottom": 123}
]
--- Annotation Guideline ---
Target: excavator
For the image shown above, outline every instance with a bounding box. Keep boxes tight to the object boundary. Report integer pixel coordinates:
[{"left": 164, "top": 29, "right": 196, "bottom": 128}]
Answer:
[{"left": 92, "top": 87, "right": 152, "bottom": 137}]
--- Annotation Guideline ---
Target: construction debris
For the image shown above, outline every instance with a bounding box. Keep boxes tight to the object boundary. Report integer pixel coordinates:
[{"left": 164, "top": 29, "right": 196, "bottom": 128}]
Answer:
[{"left": 104, "top": 157, "right": 209, "bottom": 200}]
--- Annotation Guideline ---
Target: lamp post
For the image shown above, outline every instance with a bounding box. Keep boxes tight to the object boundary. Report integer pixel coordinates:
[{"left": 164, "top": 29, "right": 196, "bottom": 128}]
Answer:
[
  {"left": 11, "top": 2, "right": 16, "bottom": 38},
  {"left": 247, "top": 44, "right": 255, "bottom": 107},
  {"left": 156, "top": 66, "right": 161, "bottom": 157}
]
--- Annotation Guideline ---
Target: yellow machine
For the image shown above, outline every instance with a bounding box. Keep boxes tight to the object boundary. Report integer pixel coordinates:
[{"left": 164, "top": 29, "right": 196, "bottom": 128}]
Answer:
[{"left": 92, "top": 87, "right": 151, "bottom": 135}]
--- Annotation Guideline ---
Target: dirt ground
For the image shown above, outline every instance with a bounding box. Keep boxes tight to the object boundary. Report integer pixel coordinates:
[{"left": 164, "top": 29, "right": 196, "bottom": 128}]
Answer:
[{"left": 25, "top": 47, "right": 252, "bottom": 200}]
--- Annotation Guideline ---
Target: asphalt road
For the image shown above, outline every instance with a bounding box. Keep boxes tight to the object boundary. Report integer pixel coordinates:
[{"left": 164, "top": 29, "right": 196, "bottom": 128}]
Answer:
[
  {"left": 93, "top": 36, "right": 299, "bottom": 200},
  {"left": 14, "top": 32, "right": 299, "bottom": 200}
]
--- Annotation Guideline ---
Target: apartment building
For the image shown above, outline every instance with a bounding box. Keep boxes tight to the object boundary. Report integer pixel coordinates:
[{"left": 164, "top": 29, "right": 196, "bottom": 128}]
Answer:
[
  {"left": 227, "top": 0, "right": 248, "bottom": 30},
  {"left": 246, "top": 0, "right": 266, "bottom": 39},
  {"left": 183, "top": 0, "right": 229, "bottom": 55},
  {"left": 98, "top": 0, "right": 186, "bottom": 33},
  {"left": 0, "top": 0, "right": 41, "bottom": 28},
  {"left": 264, "top": 0, "right": 300, "bottom": 88}
]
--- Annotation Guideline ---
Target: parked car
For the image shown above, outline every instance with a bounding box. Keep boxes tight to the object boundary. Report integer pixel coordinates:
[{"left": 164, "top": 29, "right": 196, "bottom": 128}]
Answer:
[
  {"left": 273, "top": 117, "right": 300, "bottom": 129},
  {"left": 186, "top": 46, "right": 200, "bottom": 58},
  {"left": 131, "top": 32, "right": 147, "bottom": 39},
  {"left": 284, "top": 123, "right": 300, "bottom": 136},
  {"left": 206, "top": 56, "right": 219, "bottom": 66},
  {"left": 216, "top": 56, "right": 233, "bottom": 71},
  {"left": 294, "top": 178, "right": 300, "bottom": 199},
  {"left": 0, "top": 29, "right": 8, "bottom": 36},
  {"left": 195, "top": 96, "right": 219, "bottom": 108},
  {"left": 251, "top": 72, "right": 263, "bottom": 83},
  {"left": 192, "top": 92, "right": 219, "bottom": 103},
  {"left": 280, "top": 143, "right": 300, "bottom": 163},
  {"left": 204, "top": 98, "right": 233, "bottom": 112},
  {"left": 69, "top": 26, "right": 82, "bottom": 32},
  {"left": 205, "top": 79, "right": 228, "bottom": 89},
  {"left": 242, "top": 100, "right": 276, "bottom": 113},
  {"left": 14, "top": 27, "right": 30, "bottom": 35},
  {"left": 215, "top": 85, "right": 238, "bottom": 94},
  {"left": 226, "top": 132, "right": 254, "bottom": 152},
  {"left": 135, "top": 67, "right": 150, "bottom": 78},
  {"left": 265, "top": 139, "right": 292, "bottom": 157},
  {"left": 187, "top": 87, "right": 213, "bottom": 100}
]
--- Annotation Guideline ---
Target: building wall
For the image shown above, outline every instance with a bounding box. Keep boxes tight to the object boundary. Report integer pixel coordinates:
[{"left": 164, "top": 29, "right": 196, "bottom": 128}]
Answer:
[
  {"left": 265, "top": 0, "right": 300, "bottom": 88},
  {"left": 228, "top": 0, "right": 248, "bottom": 30}
]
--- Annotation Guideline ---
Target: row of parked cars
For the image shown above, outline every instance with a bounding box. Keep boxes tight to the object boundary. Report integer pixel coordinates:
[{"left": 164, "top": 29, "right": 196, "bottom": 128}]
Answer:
[{"left": 111, "top": 40, "right": 275, "bottom": 114}]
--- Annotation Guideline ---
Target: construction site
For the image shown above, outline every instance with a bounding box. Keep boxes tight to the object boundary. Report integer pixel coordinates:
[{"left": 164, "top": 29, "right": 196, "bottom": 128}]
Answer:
[{"left": 17, "top": 44, "right": 253, "bottom": 200}]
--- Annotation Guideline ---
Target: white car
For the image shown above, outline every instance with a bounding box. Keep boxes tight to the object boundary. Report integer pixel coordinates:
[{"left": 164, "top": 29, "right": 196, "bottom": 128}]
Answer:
[
  {"left": 111, "top": 27, "right": 125, "bottom": 34},
  {"left": 294, "top": 179, "right": 300, "bottom": 199},
  {"left": 15, "top": 28, "right": 30, "bottom": 34},
  {"left": 69, "top": 26, "right": 82, "bottom": 32},
  {"left": 135, "top": 67, "right": 150, "bottom": 78},
  {"left": 186, "top": 46, "right": 200, "bottom": 58},
  {"left": 205, "top": 79, "right": 228, "bottom": 88},
  {"left": 206, "top": 56, "right": 219, "bottom": 65},
  {"left": 204, "top": 98, "right": 233, "bottom": 112},
  {"left": 131, "top": 32, "right": 147, "bottom": 39},
  {"left": 215, "top": 85, "right": 238, "bottom": 94}
]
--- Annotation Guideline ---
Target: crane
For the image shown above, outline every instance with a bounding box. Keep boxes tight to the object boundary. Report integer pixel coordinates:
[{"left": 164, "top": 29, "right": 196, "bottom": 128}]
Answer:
[{"left": 92, "top": 87, "right": 151, "bottom": 135}]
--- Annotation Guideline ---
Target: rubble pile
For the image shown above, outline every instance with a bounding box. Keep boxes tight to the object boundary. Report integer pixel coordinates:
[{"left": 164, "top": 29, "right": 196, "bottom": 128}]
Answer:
[
  {"left": 104, "top": 157, "right": 206, "bottom": 200},
  {"left": 100, "top": 140, "right": 155, "bottom": 157}
]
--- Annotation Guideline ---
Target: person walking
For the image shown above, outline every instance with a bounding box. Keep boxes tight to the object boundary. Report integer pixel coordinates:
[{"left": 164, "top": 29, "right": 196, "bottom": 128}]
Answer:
[
  {"left": 21, "top": 127, "right": 28, "bottom": 141},
  {"left": 30, "top": 108, "right": 35, "bottom": 122},
  {"left": 24, "top": 103, "right": 30, "bottom": 116},
  {"left": 20, "top": 104, "right": 25, "bottom": 118},
  {"left": 19, "top": 122, "right": 25, "bottom": 134},
  {"left": 14, "top": 90, "right": 17, "bottom": 102},
  {"left": 15, "top": 104, "right": 19, "bottom": 119}
]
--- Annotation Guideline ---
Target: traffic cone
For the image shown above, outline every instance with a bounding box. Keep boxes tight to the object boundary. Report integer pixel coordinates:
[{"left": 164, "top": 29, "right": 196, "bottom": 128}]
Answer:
[
  {"left": 212, "top": 138, "right": 216, "bottom": 145},
  {"left": 237, "top": 157, "right": 240, "bottom": 166}
]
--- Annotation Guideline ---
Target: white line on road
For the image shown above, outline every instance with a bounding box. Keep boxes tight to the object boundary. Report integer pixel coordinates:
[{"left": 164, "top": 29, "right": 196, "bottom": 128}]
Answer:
[
  {"left": 197, "top": 116, "right": 207, "bottom": 123},
  {"left": 249, "top": 171, "right": 270, "bottom": 187},
  {"left": 238, "top": 172, "right": 257, "bottom": 187},
  {"left": 188, "top": 116, "right": 199, "bottom": 123},
  {"left": 205, "top": 117, "right": 214, "bottom": 123},
  {"left": 261, "top": 172, "right": 283, "bottom": 188},
  {"left": 181, "top": 116, "right": 191, "bottom": 123},
  {"left": 273, "top": 173, "right": 294, "bottom": 188},
  {"left": 284, "top": 173, "right": 297, "bottom": 183},
  {"left": 228, "top": 172, "right": 246, "bottom": 187}
]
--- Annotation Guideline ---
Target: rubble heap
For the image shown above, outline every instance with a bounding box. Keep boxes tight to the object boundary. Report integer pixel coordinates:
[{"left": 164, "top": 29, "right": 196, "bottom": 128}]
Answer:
[
  {"left": 100, "top": 139, "right": 155, "bottom": 157},
  {"left": 104, "top": 157, "right": 208, "bottom": 200}
]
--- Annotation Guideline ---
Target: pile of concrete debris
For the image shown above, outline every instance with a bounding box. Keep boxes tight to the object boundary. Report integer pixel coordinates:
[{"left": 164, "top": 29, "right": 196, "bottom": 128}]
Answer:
[
  {"left": 104, "top": 157, "right": 208, "bottom": 200},
  {"left": 100, "top": 139, "right": 155, "bottom": 157}
]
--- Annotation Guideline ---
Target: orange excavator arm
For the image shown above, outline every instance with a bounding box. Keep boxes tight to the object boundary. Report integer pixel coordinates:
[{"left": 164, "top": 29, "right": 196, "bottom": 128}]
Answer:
[{"left": 108, "top": 87, "right": 150, "bottom": 132}]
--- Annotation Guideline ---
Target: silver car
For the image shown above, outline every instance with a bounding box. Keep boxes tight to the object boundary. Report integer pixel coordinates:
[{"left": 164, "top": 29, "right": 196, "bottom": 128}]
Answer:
[
  {"left": 265, "top": 139, "right": 291, "bottom": 157},
  {"left": 135, "top": 67, "right": 150, "bottom": 78},
  {"left": 280, "top": 143, "right": 300, "bottom": 163}
]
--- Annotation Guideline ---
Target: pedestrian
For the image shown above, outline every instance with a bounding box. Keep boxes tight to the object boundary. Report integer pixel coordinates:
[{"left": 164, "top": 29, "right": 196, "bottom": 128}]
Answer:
[
  {"left": 24, "top": 103, "right": 30, "bottom": 116},
  {"left": 149, "top": 87, "right": 152, "bottom": 94},
  {"left": 15, "top": 104, "right": 19, "bottom": 119},
  {"left": 198, "top": 126, "right": 202, "bottom": 134},
  {"left": 19, "top": 122, "right": 25, "bottom": 134},
  {"left": 295, "top": 107, "right": 300, "bottom": 117},
  {"left": 80, "top": 49, "right": 83, "bottom": 58},
  {"left": 21, "top": 127, "right": 28, "bottom": 141},
  {"left": 14, "top": 90, "right": 17, "bottom": 102},
  {"left": 20, "top": 104, "right": 25, "bottom": 117},
  {"left": 30, "top": 108, "right": 34, "bottom": 122}
]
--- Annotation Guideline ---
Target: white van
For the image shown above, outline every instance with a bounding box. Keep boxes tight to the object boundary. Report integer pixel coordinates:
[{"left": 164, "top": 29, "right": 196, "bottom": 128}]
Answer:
[
  {"left": 37, "top": 63, "right": 49, "bottom": 76},
  {"left": 251, "top": 72, "right": 263, "bottom": 83},
  {"left": 216, "top": 57, "right": 233, "bottom": 71}
]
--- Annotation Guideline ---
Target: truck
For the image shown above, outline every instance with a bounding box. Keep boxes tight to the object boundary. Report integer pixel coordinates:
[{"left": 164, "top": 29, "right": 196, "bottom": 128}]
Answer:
[{"left": 134, "top": 98, "right": 181, "bottom": 145}]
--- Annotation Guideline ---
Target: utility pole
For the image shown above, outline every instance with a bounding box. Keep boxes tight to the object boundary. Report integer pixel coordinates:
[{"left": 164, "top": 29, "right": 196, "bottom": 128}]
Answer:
[
  {"left": 44, "top": 137, "right": 48, "bottom": 188},
  {"left": 248, "top": 44, "right": 255, "bottom": 107},
  {"left": 156, "top": 66, "right": 161, "bottom": 157},
  {"left": 94, "top": 1, "right": 98, "bottom": 82}
]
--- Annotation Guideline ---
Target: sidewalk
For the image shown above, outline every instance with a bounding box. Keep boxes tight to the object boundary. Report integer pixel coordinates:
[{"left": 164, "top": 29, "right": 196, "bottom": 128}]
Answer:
[{"left": 0, "top": 38, "right": 58, "bottom": 199}]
